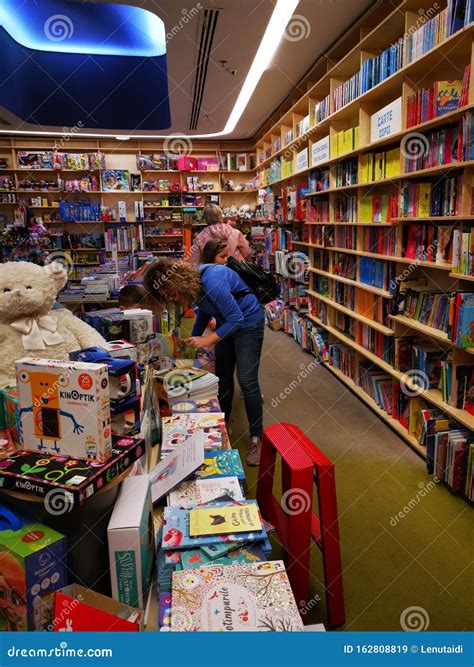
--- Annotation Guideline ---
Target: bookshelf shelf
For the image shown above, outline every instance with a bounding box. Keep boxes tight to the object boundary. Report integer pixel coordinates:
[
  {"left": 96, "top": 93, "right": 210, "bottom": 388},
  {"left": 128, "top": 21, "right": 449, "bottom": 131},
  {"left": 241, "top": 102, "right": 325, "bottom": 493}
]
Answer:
[
  {"left": 321, "top": 360, "right": 426, "bottom": 457},
  {"left": 309, "top": 267, "right": 392, "bottom": 298},
  {"left": 307, "top": 289, "right": 394, "bottom": 335},
  {"left": 306, "top": 312, "right": 474, "bottom": 430},
  {"left": 320, "top": 246, "right": 453, "bottom": 269},
  {"left": 389, "top": 314, "right": 453, "bottom": 346},
  {"left": 449, "top": 273, "right": 474, "bottom": 281},
  {"left": 306, "top": 221, "right": 395, "bottom": 227}
]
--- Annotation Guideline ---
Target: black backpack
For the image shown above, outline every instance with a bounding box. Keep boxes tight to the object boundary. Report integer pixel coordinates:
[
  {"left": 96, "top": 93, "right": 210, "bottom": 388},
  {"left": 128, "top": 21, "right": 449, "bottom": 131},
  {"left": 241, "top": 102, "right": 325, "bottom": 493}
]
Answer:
[{"left": 226, "top": 256, "right": 279, "bottom": 305}]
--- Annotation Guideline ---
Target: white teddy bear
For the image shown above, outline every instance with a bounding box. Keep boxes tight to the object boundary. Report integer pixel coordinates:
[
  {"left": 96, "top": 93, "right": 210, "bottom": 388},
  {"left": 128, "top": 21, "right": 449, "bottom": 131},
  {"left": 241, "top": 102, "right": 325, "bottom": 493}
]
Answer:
[{"left": 0, "top": 261, "right": 106, "bottom": 386}]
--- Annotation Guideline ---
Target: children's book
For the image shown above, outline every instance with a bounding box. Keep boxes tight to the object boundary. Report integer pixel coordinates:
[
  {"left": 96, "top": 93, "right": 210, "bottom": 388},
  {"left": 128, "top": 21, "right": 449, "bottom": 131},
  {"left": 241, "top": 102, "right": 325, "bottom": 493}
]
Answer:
[
  {"left": 169, "top": 398, "right": 221, "bottom": 414},
  {"left": 161, "top": 413, "right": 226, "bottom": 454},
  {"left": 193, "top": 449, "right": 245, "bottom": 481},
  {"left": 167, "top": 476, "right": 243, "bottom": 508},
  {"left": 171, "top": 561, "right": 304, "bottom": 632},
  {"left": 189, "top": 503, "right": 262, "bottom": 537},
  {"left": 181, "top": 544, "right": 267, "bottom": 569},
  {"left": 149, "top": 434, "right": 205, "bottom": 504},
  {"left": 161, "top": 501, "right": 266, "bottom": 549}
]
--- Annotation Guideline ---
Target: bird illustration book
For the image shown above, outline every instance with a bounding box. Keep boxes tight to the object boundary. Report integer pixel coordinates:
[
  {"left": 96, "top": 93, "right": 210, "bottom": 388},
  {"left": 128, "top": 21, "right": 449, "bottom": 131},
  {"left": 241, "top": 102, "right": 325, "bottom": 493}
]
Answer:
[
  {"left": 189, "top": 504, "right": 262, "bottom": 537},
  {"left": 149, "top": 433, "right": 205, "bottom": 505},
  {"left": 161, "top": 501, "right": 267, "bottom": 550},
  {"left": 171, "top": 560, "right": 304, "bottom": 632}
]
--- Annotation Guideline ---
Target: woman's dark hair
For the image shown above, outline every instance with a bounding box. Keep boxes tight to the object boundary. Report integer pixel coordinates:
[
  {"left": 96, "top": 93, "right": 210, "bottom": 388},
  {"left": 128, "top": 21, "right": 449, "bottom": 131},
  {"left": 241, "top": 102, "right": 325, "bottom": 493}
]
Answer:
[
  {"left": 118, "top": 284, "right": 146, "bottom": 308},
  {"left": 201, "top": 239, "right": 228, "bottom": 264}
]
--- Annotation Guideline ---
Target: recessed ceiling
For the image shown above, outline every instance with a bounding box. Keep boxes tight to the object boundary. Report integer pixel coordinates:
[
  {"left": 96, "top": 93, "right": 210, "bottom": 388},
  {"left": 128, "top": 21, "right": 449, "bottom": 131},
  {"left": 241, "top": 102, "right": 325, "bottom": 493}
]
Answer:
[{"left": 0, "top": 0, "right": 377, "bottom": 140}]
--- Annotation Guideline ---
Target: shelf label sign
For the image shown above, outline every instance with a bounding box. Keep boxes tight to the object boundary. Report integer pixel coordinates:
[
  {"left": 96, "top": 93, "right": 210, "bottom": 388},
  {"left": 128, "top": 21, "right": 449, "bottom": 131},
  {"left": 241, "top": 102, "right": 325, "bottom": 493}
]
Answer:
[
  {"left": 296, "top": 147, "right": 308, "bottom": 172},
  {"left": 371, "top": 97, "right": 402, "bottom": 142},
  {"left": 311, "top": 136, "right": 330, "bottom": 166}
]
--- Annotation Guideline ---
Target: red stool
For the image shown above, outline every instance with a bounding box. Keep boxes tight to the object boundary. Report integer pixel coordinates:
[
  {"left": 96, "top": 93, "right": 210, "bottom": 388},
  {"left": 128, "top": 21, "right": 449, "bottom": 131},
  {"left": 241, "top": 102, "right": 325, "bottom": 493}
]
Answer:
[{"left": 256, "top": 422, "right": 345, "bottom": 627}]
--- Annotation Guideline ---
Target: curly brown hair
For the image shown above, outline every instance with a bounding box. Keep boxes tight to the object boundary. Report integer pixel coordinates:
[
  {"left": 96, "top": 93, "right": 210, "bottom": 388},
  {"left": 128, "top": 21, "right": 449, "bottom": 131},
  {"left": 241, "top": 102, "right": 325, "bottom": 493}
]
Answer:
[{"left": 143, "top": 258, "right": 201, "bottom": 310}]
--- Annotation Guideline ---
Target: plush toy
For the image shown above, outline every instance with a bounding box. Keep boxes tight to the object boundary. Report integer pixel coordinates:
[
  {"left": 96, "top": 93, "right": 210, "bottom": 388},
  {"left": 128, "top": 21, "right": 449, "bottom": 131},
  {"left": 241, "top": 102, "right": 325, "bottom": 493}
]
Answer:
[{"left": 0, "top": 261, "right": 107, "bottom": 386}]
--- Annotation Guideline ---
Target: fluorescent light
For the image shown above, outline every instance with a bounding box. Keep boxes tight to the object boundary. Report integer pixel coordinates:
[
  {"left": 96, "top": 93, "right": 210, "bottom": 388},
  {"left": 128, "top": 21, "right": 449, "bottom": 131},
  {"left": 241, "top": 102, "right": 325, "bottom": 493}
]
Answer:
[
  {"left": 115, "top": 135, "right": 130, "bottom": 140},
  {"left": 0, "top": 0, "right": 299, "bottom": 139}
]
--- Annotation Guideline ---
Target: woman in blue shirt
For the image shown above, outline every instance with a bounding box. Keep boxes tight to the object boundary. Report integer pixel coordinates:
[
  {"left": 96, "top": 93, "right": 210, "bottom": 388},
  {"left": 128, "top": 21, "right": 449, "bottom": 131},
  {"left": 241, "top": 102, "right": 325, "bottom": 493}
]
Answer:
[{"left": 144, "top": 258, "right": 264, "bottom": 466}]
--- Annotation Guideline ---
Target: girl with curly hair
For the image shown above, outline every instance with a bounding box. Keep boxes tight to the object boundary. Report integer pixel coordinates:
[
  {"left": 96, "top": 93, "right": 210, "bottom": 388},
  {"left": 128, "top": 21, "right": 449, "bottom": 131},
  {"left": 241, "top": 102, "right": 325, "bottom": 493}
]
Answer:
[{"left": 144, "top": 258, "right": 264, "bottom": 466}]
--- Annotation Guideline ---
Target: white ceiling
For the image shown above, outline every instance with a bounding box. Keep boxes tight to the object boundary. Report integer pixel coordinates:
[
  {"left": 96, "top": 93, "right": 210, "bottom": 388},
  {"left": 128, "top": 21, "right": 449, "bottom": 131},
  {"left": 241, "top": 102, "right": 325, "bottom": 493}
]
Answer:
[{"left": 1, "top": 0, "right": 377, "bottom": 140}]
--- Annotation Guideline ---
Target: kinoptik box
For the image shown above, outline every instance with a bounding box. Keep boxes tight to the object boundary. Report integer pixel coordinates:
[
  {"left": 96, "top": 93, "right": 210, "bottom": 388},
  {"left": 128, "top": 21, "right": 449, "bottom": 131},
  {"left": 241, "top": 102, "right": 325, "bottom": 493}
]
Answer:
[{"left": 16, "top": 358, "right": 112, "bottom": 462}]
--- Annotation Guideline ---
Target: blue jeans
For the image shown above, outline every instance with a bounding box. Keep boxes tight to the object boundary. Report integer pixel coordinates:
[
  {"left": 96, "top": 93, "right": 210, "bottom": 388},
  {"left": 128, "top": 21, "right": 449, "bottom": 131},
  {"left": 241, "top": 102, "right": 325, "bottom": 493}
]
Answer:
[{"left": 215, "top": 318, "right": 264, "bottom": 437}]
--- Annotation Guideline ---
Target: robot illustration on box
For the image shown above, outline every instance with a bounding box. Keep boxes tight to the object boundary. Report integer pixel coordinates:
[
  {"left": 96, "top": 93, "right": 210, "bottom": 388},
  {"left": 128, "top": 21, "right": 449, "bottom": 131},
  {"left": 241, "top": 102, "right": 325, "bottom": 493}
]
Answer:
[{"left": 18, "top": 370, "right": 84, "bottom": 455}]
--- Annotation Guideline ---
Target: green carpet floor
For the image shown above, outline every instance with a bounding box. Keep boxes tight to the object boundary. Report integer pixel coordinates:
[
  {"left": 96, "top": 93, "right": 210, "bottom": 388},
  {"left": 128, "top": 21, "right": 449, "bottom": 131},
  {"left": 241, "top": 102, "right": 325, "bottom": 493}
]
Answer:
[{"left": 228, "top": 328, "right": 473, "bottom": 631}]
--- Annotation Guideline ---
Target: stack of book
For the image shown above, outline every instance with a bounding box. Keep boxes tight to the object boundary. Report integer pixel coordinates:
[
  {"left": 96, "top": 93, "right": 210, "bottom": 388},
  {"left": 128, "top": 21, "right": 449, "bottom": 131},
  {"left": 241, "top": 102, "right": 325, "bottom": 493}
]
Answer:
[
  {"left": 406, "top": 70, "right": 470, "bottom": 127},
  {"left": 155, "top": 368, "right": 219, "bottom": 414},
  {"left": 160, "top": 413, "right": 227, "bottom": 459}
]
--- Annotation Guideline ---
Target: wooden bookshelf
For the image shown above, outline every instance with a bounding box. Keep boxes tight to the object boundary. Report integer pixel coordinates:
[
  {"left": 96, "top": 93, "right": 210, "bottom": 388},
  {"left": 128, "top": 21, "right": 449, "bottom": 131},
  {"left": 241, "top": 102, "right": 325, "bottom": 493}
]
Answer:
[{"left": 256, "top": 1, "right": 474, "bottom": 472}]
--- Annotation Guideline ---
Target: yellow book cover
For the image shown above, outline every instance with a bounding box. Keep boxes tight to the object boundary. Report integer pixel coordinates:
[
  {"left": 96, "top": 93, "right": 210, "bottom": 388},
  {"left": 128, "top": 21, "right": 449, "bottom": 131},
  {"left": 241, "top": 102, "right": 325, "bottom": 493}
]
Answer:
[
  {"left": 418, "top": 183, "right": 431, "bottom": 218},
  {"left": 330, "top": 133, "right": 339, "bottom": 158},
  {"left": 408, "top": 398, "right": 423, "bottom": 435},
  {"left": 354, "top": 126, "right": 359, "bottom": 150},
  {"left": 386, "top": 148, "right": 400, "bottom": 178},
  {"left": 359, "top": 154, "right": 369, "bottom": 184},
  {"left": 359, "top": 196, "right": 373, "bottom": 223},
  {"left": 189, "top": 503, "right": 262, "bottom": 536},
  {"left": 343, "top": 129, "right": 352, "bottom": 155}
]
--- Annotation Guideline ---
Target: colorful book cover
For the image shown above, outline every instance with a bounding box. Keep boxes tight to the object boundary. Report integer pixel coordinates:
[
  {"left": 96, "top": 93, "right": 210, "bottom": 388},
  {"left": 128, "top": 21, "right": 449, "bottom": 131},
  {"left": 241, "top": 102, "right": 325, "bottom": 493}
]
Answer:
[
  {"left": 194, "top": 450, "right": 245, "bottom": 481},
  {"left": 167, "top": 476, "right": 244, "bottom": 508},
  {"left": 162, "top": 501, "right": 267, "bottom": 549},
  {"left": 181, "top": 544, "right": 267, "bottom": 569},
  {"left": 189, "top": 504, "right": 262, "bottom": 537},
  {"left": 169, "top": 398, "right": 221, "bottom": 414},
  {"left": 150, "top": 433, "right": 205, "bottom": 504},
  {"left": 436, "top": 80, "right": 462, "bottom": 115},
  {"left": 171, "top": 561, "right": 304, "bottom": 632},
  {"left": 161, "top": 413, "right": 226, "bottom": 453}
]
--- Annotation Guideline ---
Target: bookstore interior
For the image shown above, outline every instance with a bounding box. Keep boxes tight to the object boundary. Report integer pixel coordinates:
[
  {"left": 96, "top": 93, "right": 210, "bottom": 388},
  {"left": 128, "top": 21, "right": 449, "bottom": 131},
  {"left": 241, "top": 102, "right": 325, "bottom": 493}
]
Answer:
[{"left": 0, "top": 0, "right": 472, "bottom": 639}]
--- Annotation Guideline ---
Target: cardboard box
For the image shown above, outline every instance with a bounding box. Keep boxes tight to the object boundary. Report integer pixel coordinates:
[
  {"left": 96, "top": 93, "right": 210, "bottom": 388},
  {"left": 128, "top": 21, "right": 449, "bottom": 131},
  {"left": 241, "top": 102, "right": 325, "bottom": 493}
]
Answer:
[
  {"left": 0, "top": 518, "right": 66, "bottom": 631},
  {"left": 104, "top": 340, "right": 138, "bottom": 363},
  {"left": 53, "top": 584, "right": 143, "bottom": 631},
  {"left": 111, "top": 397, "right": 141, "bottom": 436},
  {"left": 16, "top": 357, "right": 112, "bottom": 462},
  {"left": 177, "top": 156, "right": 197, "bottom": 171},
  {"left": 0, "top": 435, "right": 145, "bottom": 507},
  {"left": 108, "top": 476, "right": 154, "bottom": 609}
]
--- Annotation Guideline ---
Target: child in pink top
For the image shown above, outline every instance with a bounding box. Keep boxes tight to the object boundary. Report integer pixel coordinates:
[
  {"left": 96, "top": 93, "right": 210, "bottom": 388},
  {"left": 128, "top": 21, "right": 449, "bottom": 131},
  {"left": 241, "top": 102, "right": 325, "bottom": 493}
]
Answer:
[{"left": 187, "top": 204, "right": 250, "bottom": 264}]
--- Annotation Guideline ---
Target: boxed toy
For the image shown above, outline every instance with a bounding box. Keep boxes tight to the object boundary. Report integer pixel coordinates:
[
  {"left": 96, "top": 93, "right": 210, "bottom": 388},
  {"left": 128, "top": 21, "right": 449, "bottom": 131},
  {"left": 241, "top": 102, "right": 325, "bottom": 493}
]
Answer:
[
  {"left": 0, "top": 508, "right": 66, "bottom": 631},
  {"left": 16, "top": 358, "right": 112, "bottom": 462},
  {"left": 0, "top": 386, "right": 19, "bottom": 445},
  {"left": 0, "top": 435, "right": 145, "bottom": 507},
  {"left": 177, "top": 156, "right": 197, "bottom": 171},
  {"left": 53, "top": 584, "right": 143, "bottom": 631},
  {"left": 111, "top": 397, "right": 141, "bottom": 436},
  {"left": 69, "top": 348, "right": 137, "bottom": 407},
  {"left": 104, "top": 340, "right": 138, "bottom": 362},
  {"left": 107, "top": 476, "right": 155, "bottom": 609}
]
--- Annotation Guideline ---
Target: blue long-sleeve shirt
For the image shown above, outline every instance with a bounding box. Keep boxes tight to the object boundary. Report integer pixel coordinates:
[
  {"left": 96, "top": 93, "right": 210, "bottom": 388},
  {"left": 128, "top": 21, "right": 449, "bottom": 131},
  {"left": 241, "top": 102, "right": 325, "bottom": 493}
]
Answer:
[{"left": 191, "top": 264, "right": 264, "bottom": 339}]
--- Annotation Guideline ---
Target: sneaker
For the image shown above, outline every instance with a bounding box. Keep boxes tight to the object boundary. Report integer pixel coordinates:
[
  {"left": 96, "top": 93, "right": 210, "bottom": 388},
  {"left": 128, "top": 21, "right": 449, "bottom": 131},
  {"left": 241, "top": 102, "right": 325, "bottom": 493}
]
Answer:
[{"left": 246, "top": 436, "right": 262, "bottom": 466}]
